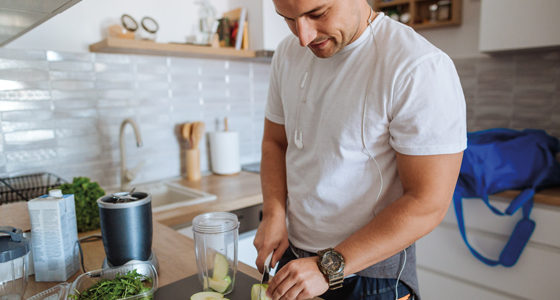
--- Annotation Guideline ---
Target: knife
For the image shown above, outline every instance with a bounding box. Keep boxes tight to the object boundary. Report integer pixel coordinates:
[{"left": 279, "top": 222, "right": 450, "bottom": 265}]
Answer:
[{"left": 259, "top": 251, "right": 274, "bottom": 297}]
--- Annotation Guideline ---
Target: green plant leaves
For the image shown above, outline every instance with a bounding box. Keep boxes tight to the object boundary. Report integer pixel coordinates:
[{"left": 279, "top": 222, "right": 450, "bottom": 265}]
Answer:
[
  {"left": 69, "top": 269, "right": 153, "bottom": 300},
  {"left": 58, "top": 177, "right": 105, "bottom": 232}
]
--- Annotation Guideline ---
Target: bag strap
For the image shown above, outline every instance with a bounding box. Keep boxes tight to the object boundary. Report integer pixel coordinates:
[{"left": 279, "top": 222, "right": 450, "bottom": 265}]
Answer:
[{"left": 453, "top": 188, "right": 536, "bottom": 267}]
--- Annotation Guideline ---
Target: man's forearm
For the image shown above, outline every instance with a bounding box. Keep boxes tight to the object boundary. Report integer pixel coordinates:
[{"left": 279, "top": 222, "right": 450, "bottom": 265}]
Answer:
[
  {"left": 334, "top": 192, "right": 449, "bottom": 275},
  {"left": 260, "top": 139, "right": 288, "bottom": 219},
  {"left": 335, "top": 152, "right": 463, "bottom": 275}
]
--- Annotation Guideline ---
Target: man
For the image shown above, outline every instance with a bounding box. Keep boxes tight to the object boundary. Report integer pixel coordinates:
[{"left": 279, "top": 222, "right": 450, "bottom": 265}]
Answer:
[{"left": 253, "top": 0, "right": 466, "bottom": 298}]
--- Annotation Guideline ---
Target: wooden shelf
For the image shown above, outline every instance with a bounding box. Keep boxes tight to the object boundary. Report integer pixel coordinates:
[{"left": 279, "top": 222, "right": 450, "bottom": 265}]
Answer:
[
  {"left": 412, "top": 19, "right": 460, "bottom": 29},
  {"left": 89, "top": 38, "right": 272, "bottom": 62},
  {"left": 374, "top": 0, "right": 462, "bottom": 30},
  {"left": 377, "top": 0, "right": 410, "bottom": 8}
]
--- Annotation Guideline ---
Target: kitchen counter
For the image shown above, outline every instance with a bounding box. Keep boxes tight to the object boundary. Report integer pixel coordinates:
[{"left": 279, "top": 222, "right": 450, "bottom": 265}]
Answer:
[
  {"left": 3, "top": 171, "right": 560, "bottom": 299},
  {"left": 153, "top": 171, "right": 263, "bottom": 228},
  {"left": 494, "top": 186, "right": 560, "bottom": 207},
  {"left": 0, "top": 172, "right": 264, "bottom": 299},
  {"left": 6, "top": 205, "right": 262, "bottom": 298}
]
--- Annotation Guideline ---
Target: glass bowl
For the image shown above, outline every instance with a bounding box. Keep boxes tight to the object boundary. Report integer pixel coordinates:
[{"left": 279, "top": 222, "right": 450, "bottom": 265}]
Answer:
[
  {"left": 27, "top": 283, "right": 69, "bottom": 300},
  {"left": 68, "top": 263, "right": 158, "bottom": 300}
]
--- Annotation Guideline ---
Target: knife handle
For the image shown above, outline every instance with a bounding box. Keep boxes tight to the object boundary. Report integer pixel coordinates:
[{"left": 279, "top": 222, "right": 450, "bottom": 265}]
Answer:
[{"left": 264, "top": 251, "right": 274, "bottom": 269}]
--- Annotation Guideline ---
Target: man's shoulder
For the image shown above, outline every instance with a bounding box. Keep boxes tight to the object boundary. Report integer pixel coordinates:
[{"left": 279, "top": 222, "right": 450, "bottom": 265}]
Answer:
[{"left": 373, "top": 16, "right": 446, "bottom": 69}]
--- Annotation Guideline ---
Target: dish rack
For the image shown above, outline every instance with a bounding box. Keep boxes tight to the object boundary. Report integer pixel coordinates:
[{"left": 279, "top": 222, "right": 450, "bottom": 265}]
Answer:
[{"left": 0, "top": 172, "right": 67, "bottom": 205}]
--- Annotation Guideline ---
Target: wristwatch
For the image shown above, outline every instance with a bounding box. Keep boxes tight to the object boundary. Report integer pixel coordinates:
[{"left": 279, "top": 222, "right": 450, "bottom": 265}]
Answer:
[{"left": 317, "top": 247, "right": 345, "bottom": 290}]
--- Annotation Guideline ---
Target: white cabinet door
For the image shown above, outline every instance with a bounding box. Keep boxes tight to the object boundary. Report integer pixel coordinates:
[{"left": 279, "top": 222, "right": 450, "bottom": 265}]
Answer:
[
  {"left": 416, "top": 198, "right": 560, "bottom": 299},
  {"left": 479, "top": 0, "right": 560, "bottom": 52}
]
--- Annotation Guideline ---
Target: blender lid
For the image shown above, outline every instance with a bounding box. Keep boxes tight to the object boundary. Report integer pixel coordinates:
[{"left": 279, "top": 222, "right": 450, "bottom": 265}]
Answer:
[
  {"left": 0, "top": 226, "right": 31, "bottom": 263},
  {"left": 98, "top": 192, "right": 151, "bottom": 209}
]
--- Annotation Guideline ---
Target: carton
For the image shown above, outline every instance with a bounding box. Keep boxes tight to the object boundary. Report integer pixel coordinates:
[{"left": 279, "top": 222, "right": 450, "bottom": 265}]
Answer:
[{"left": 27, "top": 190, "right": 80, "bottom": 282}]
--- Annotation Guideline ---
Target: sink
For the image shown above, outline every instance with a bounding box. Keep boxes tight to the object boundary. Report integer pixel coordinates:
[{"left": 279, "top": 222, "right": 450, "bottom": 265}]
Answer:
[{"left": 115, "top": 180, "right": 217, "bottom": 213}]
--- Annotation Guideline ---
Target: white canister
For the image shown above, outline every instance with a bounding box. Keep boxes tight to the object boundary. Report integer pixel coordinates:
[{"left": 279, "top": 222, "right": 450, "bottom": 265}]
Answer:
[{"left": 208, "top": 131, "right": 241, "bottom": 175}]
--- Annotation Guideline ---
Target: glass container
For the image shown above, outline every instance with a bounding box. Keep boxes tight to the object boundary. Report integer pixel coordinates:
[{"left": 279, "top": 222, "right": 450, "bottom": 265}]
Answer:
[
  {"left": 429, "top": 4, "right": 439, "bottom": 23},
  {"left": 27, "top": 283, "right": 69, "bottom": 300},
  {"left": 437, "top": 0, "right": 451, "bottom": 21},
  {"left": 0, "top": 227, "right": 30, "bottom": 300},
  {"left": 67, "top": 263, "right": 158, "bottom": 300},
  {"left": 196, "top": 0, "right": 217, "bottom": 44},
  {"left": 193, "top": 212, "right": 239, "bottom": 295}
]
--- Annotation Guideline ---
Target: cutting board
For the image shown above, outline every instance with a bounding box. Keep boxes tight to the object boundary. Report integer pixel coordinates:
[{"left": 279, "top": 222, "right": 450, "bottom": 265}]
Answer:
[{"left": 154, "top": 271, "right": 259, "bottom": 300}]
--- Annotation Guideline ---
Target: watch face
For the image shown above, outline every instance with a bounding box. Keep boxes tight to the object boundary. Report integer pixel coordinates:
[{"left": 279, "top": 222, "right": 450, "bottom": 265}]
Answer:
[{"left": 322, "top": 251, "right": 343, "bottom": 274}]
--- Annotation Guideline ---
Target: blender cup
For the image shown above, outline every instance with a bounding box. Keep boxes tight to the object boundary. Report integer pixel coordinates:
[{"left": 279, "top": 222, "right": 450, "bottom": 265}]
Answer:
[
  {"left": 0, "top": 227, "right": 30, "bottom": 300},
  {"left": 192, "top": 212, "right": 238, "bottom": 295}
]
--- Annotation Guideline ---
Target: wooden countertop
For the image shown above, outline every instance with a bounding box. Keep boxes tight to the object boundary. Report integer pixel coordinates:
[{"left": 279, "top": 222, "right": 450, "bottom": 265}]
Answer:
[
  {"left": 3, "top": 171, "right": 560, "bottom": 299},
  {"left": 0, "top": 172, "right": 263, "bottom": 299},
  {"left": 494, "top": 186, "right": 560, "bottom": 207},
  {"left": 19, "top": 220, "right": 262, "bottom": 298},
  {"left": 153, "top": 172, "right": 263, "bottom": 228}
]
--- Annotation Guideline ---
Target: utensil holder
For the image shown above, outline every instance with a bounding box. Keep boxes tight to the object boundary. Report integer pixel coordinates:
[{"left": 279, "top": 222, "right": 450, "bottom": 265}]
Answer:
[{"left": 187, "top": 149, "right": 201, "bottom": 181}]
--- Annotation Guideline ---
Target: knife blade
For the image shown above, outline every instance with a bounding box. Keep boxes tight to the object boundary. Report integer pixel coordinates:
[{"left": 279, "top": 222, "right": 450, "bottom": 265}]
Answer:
[{"left": 259, "top": 251, "right": 274, "bottom": 297}]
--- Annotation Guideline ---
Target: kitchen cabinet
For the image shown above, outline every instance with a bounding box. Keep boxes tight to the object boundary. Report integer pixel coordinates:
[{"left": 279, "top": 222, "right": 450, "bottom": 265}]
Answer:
[
  {"left": 229, "top": 0, "right": 292, "bottom": 51},
  {"left": 416, "top": 194, "right": 560, "bottom": 299},
  {"left": 0, "top": 0, "right": 82, "bottom": 46},
  {"left": 479, "top": 0, "right": 560, "bottom": 53},
  {"left": 372, "top": 0, "right": 462, "bottom": 30}
]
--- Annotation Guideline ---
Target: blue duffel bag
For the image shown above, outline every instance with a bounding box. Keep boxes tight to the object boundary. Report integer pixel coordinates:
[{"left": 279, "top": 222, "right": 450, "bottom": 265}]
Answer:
[{"left": 453, "top": 128, "right": 560, "bottom": 267}]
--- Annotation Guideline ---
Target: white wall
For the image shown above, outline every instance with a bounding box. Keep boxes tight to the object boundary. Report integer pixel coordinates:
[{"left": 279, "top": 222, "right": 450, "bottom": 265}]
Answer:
[
  {"left": 5, "top": 0, "right": 489, "bottom": 59},
  {"left": 418, "top": 0, "right": 487, "bottom": 59},
  {"left": 5, "top": 0, "right": 230, "bottom": 53}
]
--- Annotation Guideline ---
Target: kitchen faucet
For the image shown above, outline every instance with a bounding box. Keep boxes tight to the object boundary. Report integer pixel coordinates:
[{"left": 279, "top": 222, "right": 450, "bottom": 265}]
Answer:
[{"left": 120, "top": 118, "right": 145, "bottom": 191}]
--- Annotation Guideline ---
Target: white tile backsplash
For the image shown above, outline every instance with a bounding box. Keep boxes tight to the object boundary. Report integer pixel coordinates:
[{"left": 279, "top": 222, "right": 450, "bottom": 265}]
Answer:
[
  {"left": 2, "top": 48, "right": 558, "bottom": 189},
  {"left": 0, "top": 49, "right": 270, "bottom": 189}
]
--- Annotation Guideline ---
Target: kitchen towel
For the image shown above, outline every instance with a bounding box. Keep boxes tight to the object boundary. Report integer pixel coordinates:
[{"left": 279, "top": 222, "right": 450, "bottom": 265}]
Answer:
[{"left": 209, "top": 131, "right": 241, "bottom": 175}]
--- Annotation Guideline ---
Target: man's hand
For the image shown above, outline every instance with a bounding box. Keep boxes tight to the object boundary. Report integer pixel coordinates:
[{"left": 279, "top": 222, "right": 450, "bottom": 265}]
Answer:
[
  {"left": 266, "top": 257, "right": 329, "bottom": 300},
  {"left": 254, "top": 213, "right": 289, "bottom": 273}
]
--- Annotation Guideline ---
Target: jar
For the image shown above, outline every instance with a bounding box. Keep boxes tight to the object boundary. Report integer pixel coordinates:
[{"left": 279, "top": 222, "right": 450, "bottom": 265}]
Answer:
[
  {"left": 429, "top": 4, "right": 438, "bottom": 23},
  {"left": 139, "top": 17, "right": 158, "bottom": 41},
  {"left": 192, "top": 212, "right": 239, "bottom": 295},
  {"left": 437, "top": 0, "right": 451, "bottom": 21},
  {"left": 0, "top": 227, "right": 30, "bottom": 300}
]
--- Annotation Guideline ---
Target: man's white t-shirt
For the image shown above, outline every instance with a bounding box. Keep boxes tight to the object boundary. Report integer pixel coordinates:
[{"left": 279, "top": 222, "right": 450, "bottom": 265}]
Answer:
[{"left": 265, "top": 12, "right": 467, "bottom": 253}]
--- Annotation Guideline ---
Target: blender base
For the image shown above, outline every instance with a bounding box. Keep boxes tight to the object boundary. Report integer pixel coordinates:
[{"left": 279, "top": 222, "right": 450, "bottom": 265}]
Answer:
[{"left": 102, "top": 251, "right": 159, "bottom": 273}]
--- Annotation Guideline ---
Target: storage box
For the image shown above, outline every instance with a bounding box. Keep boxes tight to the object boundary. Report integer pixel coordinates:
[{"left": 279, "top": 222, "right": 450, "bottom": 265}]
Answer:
[{"left": 27, "top": 191, "right": 80, "bottom": 282}]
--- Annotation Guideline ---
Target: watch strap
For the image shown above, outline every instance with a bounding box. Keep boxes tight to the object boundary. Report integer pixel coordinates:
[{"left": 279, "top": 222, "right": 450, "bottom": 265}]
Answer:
[
  {"left": 328, "top": 272, "right": 344, "bottom": 290},
  {"left": 317, "top": 247, "right": 345, "bottom": 290}
]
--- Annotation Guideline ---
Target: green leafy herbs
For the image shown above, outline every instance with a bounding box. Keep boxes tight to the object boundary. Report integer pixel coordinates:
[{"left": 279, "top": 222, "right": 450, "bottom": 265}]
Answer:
[
  {"left": 69, "top": 269, "right": 153, "bottom": 300},
  {"left": 58, "top": 177, "right": 105, "bottom": 232}
]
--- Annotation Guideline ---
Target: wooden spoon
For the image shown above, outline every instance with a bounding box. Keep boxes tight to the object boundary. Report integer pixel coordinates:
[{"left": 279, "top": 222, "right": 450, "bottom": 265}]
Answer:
[
  {"left": 191, "top": 121, "right": 205, "bottom": 149},
  {"left": 182, "top": 123, "right": 193, "bottom": 148}
]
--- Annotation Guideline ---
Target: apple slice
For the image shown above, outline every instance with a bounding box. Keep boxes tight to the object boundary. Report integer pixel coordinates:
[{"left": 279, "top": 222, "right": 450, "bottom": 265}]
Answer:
[
  {"left": 213, "top": 253, "right": 229, "bottom": 279},
  {"left": 191, "top": 291, "right": 225, "bottom": 300},
  {"left": 251, "top": 284, "right": 271, "bottom": 300},
  {"left": 209, "top": 276, "right": 230, "bottom": 293}
]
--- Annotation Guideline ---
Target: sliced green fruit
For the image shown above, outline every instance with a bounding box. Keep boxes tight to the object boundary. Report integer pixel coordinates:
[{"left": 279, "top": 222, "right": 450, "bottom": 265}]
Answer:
[
  {"left": 209, "top": 276, "right": 230, "bottom": 293},
  {"left": 224, "top": 275, "right": 232, "bottom": 284},
  {"left": 251, "top": 284, "right": 271, "bottom": 300},
  {"left": 213, "top": 253, "right": 229, "bottom": 279},
  {"left": 202, "top": 276, "right": 209, "bottom": 290},
  {"left": 191, "top": 291, "right": 224, "bottom": 300}
]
